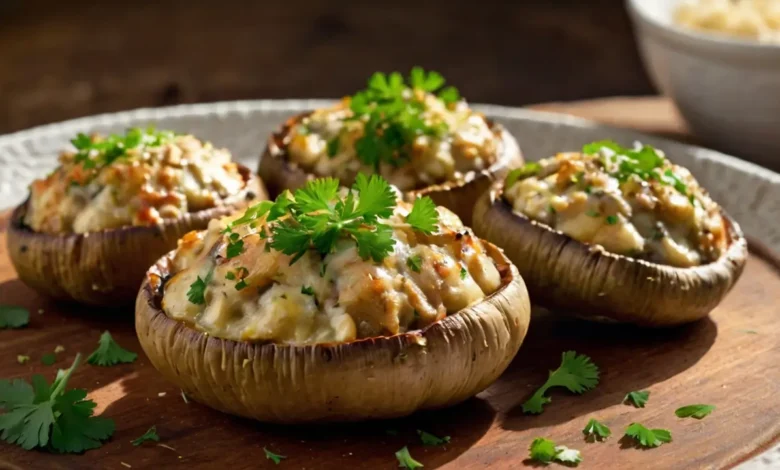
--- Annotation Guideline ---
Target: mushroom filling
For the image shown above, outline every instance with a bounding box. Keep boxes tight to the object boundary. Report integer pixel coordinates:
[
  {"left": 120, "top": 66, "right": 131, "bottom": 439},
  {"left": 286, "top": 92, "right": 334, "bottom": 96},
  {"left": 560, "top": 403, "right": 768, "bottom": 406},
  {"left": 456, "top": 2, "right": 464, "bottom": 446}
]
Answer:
[
  {"left": 161, "top": 175, "right": 502, "bottom": 345},
  {"left": 503, "top": 141, "right": 728, "bottom": 267},
  {"left": 284, "top": 68, "right": 499, "bottom": 192},
  {"left": 25, "top": 128, "right": 249, "bottom": 234}
]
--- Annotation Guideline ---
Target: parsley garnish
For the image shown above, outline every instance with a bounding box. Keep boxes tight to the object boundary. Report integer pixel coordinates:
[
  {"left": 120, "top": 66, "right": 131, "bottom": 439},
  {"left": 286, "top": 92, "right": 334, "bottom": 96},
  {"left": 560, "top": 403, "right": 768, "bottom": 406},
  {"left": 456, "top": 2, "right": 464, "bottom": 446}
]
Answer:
[
  {"left": 226, "top": 233, "right": 244, "bottom": 259},
  {"left": 582, "top": 418, "right": 611, "bottom": 441},
  {"left": 624, "top": 423, "right": 672, "bottom": 448},
  {"left": 522, "top": 351, "right": 600, "bottom": 414},
  {"left": 225, "top": 271, "right": 236, "bottom": 280},
  {"left": 348, "top": 68, "right": 458, "bottom": 170},
  {"left": 624, "top": 390, "right": 650, "bottom": 408},
  {"left": 460, "top": 267, "right": 468, "bottom": 280},
  {"left": 301, "top": 286, "right": 315, "bottom": 296},
  {"left": 71, "top": 127, "right": 174, "bottom": 171},
  {"left": 675, "top": 404, "right": 715, "bottom": 419},
  {"left": 0, "top": 305, "right": 30, "bottom": 329},
  {"left": 505, "top": 162, "right": 542, "bottom": 188},
  {"left": 418, "top": 430, "right": 450, "bottom": 446},
  {"left": 264, "top": 447, "right": 286, "bottom": 465},
  {"left": 606, "top": 215, "right": 618, "bottom": 225},
  {"left": 235, "top": 174, "right": 439, "bottom": 265},
  {"left": 405, "top": 196, "right": 438, "bottom": 234},
  {"left": 131, "top": 426, "right": 160, "bottom": 446},
  {"left": 187, "top": 268, "right": 214, "bottom": 305},
  {"left": 87, "top": 331, "right": 138, "bottom": 366},
  {"left": 406, "top": 255, "right": 423, "bottom": 273},
  {"left": 0, "top": 354, "right": 115, "bottom": 453},
  {"left": 529, "top": 438, "right": 582, "bottom": 466},
  {"left": 234, "top": 279, "right": 248, "bottom": 291},
  {"left": 395, "top": 446, "right": 423, "bottom": 469}
]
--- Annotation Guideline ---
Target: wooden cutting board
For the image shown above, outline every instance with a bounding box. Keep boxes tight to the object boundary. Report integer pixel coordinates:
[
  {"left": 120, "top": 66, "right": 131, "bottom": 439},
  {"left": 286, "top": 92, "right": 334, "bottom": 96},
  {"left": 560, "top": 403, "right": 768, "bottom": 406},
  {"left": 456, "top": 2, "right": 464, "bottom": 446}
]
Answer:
[{"left": 1, "top": 99, "right": 779, "bottom": 470}]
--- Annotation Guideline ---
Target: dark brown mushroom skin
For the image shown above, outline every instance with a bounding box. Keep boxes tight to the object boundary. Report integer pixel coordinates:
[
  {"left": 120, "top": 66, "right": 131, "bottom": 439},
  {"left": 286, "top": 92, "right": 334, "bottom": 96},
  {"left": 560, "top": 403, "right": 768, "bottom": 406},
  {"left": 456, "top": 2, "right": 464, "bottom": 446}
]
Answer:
[
  {"left": 135, "top": 242, "right": 531, "bottom": 423},
  {"left": 7, "top": 166, "right": 267, "bottom": 306},
  {"left": 258, "top": 112, "right": 523, "bottom": 226},
  {"left": 472, "top": 182, "right": 748, "bottom": 326}
]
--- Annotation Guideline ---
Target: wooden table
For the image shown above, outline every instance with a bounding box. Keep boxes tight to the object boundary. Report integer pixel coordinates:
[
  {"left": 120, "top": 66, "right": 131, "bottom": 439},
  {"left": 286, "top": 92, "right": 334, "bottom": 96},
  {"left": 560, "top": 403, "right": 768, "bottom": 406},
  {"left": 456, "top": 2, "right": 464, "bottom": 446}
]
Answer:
[{"left": 1, "top": 99, "right": 778, "bottom": 470}]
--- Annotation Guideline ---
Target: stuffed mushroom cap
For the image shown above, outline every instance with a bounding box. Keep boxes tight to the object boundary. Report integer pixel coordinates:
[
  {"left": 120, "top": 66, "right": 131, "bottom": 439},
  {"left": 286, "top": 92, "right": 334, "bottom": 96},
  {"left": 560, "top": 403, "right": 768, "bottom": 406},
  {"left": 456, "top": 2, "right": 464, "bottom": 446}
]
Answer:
[
  {"left": 472, "top": 140, "right": 747, "bottom": 326},
  {"left": 136, "top": 175, "right": 530, "bottom": 422},
  {"left": 258, "top": 68, "right": 523, "bottom": 225},
  {"left": 8, "top": 128, "right": 267, "bottom": 305}
]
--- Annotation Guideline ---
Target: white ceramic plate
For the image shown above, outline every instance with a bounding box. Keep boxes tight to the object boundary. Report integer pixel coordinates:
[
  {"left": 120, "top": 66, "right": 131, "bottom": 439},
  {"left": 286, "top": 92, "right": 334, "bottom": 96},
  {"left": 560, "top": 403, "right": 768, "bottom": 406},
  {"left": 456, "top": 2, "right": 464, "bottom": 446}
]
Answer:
[{"left": 0, "top": 101, "right": 777, "bottom": 468}]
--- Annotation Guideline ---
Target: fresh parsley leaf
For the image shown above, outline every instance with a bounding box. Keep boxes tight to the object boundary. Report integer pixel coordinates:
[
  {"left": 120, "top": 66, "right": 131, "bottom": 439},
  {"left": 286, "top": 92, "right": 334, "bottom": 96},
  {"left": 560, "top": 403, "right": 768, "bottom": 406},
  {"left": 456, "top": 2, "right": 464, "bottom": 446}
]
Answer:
[
  {"left": 226, "top": 235, "right": 244, "bottom": 259},
  {"left": 409, "top": 67, "right": 445, "bottom": 92},
  {"left": 406, "top": 197, "right": 439, "bottom": 234},
  {"left": 606, "top": 215, "right": 619, "bottom": 225},
  {"left": 460, "top": 267, "right": 468, "bottom": 280},
  {"left": 264, "top": 447, "right": 286, "bottom": 465},
  {"left": 87, "top": 331, "right": 137, "bottom": 366},
  {"left": 235, "top": 279, "right": 248, "bottom": 291},
  {"left": 624, "top": 423, "right": 672, "bottom": 448},
  {"left": 225, "top": 271, "right": 236, "bottom": 281},
  {"left": 17, "top": 355, "right": 30, "bottom": 365},
  {"left": 522, "top": 351, "right": 600, "bottom": 414},
  {"left": 417, "top": 429, "right": 450, "bottom": 446},
  {"left": 0, "top": 305, "right": 30, "bottom": 329},
  {"left": 294, "top": 177, "right": 340, "bottom": 214},
  {"left": 353, "top": 173, "right": 396, "bottom": 220},
  {"left": 529, "top": 437, "right": 557, "bottom": 463},
  {"left": 582, "top": 140, "right": 624, "bottom": 155},
  {"left": 505, "top": 162, "right": 542, "bottom": 188},
  {"left": 187, "top": 268, "right": 214, "bottom": 305},
  {"left": 41, "top": 354, "right": 57, "bottom": 366},
  {"left": 131, "top": 426, "right": 160, "bottom": 446},
  {"left": 624, "top": 390, "right": 650, "bottom": 408},
  {"left": 438, "top": 86, "right": 460, "bottom": 105},
  {"left": 406, "top": 255, "right": 423, "bottom": 273},
  {"left": 301, "top": 286, "right": 315, "bottom": 296},
  {"left": 0, "top": 354, "right": 115, "bottom": 453},
  {"left": 395, "top": 446, "right": 423, "bottom": 469},
  {"left": 582, "top": 418, "right": 611, "bottom": 441},
  {"left": 675, "top": 404, "right": 715, "bottom": 419}
]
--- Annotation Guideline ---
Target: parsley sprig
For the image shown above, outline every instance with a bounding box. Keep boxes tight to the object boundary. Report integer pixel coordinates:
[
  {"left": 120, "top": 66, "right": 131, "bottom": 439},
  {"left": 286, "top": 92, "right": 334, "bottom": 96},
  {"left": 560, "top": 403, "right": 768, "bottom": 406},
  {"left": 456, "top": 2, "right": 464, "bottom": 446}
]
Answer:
[
  {"left": 0, "top": 305, "right": 30, "bottom": 329},
  {"left": 87, "top": 331, "right": 138, "bottom": 367},
  {"left": 71, "top": 127, "right": 175, "bottom": 171},
  {"left": 0, "top": 354, "right": 115, "bottom": 453},
  {"left": 582, "top": 140, "right": 694, "bottom": 203},
  {"left": 226, "top": 174, "right": 439, "bottom": 265},
  {"left": 522, "top": 351, "right": 600, "bottom": 414},
  {"left": 529, "top": 437, "right": 582, "bottom": 466},
  {"left": 348, "top": 68, "right": 459, "bottom": 170}
]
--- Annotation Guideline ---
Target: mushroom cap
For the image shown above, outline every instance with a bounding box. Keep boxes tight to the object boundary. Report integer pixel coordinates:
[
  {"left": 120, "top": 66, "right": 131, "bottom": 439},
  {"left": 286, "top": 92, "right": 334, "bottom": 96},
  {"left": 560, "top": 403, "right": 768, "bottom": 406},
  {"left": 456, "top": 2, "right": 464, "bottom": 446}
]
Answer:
[
  {"left": 7, "top": 166, "right": 267, "bottom": 306},
  {"left": 135, "top": 241, "right": 530, "bottom": 423},
  {"left": 472, "top": 182, "right": 748, "bottom": 326},
  {"left": 257, "top": 112, "right": 523, "bottom": 226}
]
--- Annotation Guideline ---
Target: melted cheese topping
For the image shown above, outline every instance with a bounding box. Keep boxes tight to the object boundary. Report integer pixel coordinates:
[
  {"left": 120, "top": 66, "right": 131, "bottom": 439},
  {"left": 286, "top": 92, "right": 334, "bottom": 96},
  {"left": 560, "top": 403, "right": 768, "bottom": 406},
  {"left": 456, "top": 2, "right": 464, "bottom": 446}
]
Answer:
[
  {"left": 286, "top": 94, "right": 499, "bottom": 191},
  {"left": 675, "top": 0, "right": 780, "bottom": 43},
  {"left": 504, "top": 151, "right": 727, "bottom": 267},
  {"left": 161, "top": 203, "right": 501, "bottom": 345},
  {"left": 25, "top": 135, "right": 248, "bottom": 233}
]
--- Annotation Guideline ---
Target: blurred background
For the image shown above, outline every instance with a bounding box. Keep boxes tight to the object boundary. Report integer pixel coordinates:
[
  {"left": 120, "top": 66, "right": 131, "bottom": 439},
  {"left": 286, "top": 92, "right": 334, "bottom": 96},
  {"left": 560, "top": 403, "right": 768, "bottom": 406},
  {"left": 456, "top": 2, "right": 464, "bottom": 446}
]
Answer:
[{"left": 0, "top": 0, "right": 654, "bottom": 134}]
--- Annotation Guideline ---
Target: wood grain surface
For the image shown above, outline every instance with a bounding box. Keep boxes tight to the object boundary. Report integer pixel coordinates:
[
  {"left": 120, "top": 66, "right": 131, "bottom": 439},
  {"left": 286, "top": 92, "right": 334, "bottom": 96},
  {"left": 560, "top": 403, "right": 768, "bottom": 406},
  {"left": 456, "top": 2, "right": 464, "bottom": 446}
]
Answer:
[
  {"left": 0, "top": 224, "right": 779, "bottom": 469},
  {"left": 0, "top": 0, "right": 653, "bottom": 134},
  {"left": 1, "top": 96, "right": 779, "bottom": 469}
]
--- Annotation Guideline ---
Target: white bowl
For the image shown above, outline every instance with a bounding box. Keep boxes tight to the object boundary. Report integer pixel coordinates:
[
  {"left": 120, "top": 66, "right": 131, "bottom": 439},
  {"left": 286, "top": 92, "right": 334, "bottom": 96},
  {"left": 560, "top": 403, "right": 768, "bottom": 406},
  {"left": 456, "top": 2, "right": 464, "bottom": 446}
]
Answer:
[{"left": 626, "top": 0, "right": 780, "bottom": 170}]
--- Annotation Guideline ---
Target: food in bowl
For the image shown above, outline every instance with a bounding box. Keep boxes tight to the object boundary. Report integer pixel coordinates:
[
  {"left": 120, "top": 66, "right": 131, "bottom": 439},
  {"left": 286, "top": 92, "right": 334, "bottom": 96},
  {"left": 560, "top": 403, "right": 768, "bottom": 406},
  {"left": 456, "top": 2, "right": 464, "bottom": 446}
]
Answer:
[
  {"left": 258, "top": 67, "right": 523, "bottom": 225},
  {"left": 7, "top": 128, "right": 266, "bottom": 305},
  {"left": 136, "top": 175, "right": 530, "bottom": 422},
  {"left": 472, "top": 140, "right": 747, "bottom": 326},
  {"left": 675, "top": 0, "right": 780, "bottom": 43}
]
